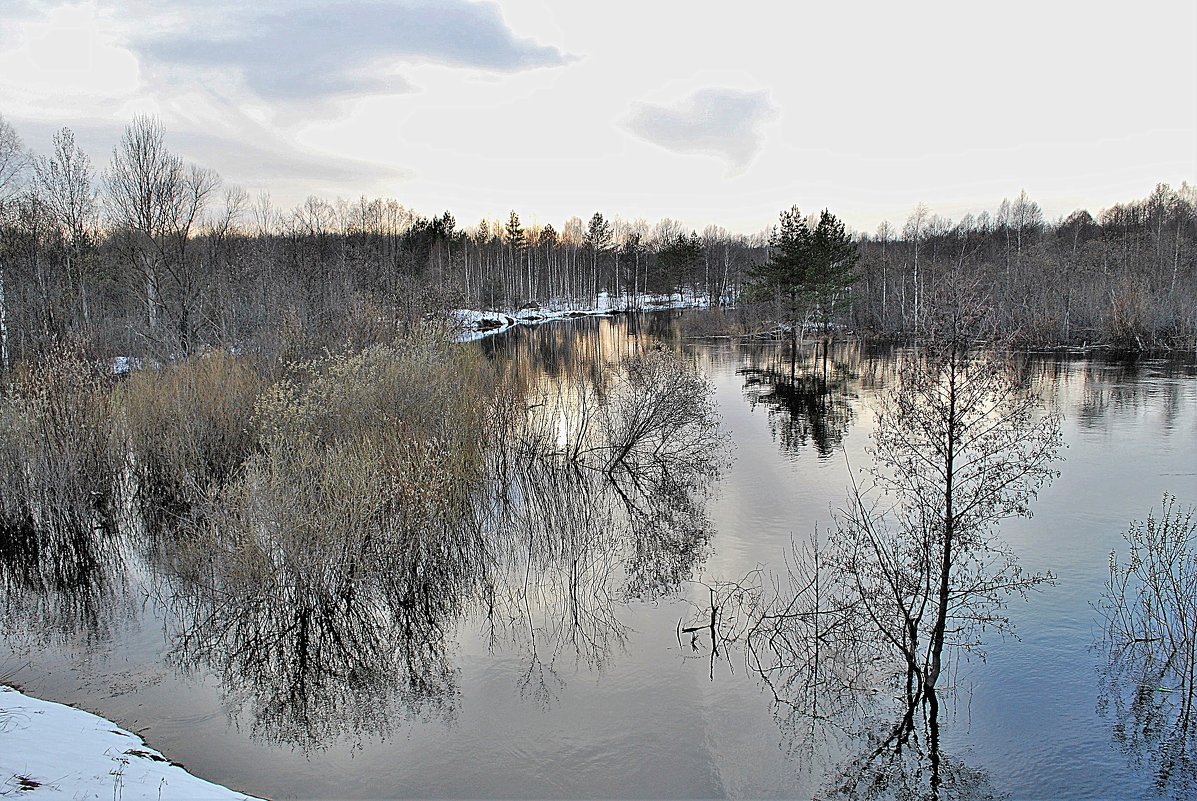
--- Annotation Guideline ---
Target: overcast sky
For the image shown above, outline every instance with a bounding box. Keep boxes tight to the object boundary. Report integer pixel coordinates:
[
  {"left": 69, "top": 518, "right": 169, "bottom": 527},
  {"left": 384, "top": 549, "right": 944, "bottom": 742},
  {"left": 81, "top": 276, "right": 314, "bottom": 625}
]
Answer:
[{"left": 1, "top": 0, "right": 1194, "bottom": 234}]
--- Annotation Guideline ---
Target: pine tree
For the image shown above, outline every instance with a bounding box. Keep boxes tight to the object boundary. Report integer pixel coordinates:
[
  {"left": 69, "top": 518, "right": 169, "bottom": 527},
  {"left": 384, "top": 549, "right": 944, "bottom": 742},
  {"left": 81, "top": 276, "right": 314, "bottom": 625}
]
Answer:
[
  {"left": 748, "top": 206, "right": 858, "bottom": 337},
  {"left": 584, "top": 212, "right": 612, "bottom": 301},
  {"left": 809, "top": 209, "right": 858, "bottom": 331}
]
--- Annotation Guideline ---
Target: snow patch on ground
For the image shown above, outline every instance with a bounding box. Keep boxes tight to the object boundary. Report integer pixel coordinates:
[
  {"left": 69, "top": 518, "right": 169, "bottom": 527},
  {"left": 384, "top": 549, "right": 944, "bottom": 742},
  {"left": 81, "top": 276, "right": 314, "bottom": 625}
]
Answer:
[
  {"left": 0, "top": 686, "right": 256, "bottom": 800},
  {"left": 452, "top": 292, "right": 714, "bottom": 342}
]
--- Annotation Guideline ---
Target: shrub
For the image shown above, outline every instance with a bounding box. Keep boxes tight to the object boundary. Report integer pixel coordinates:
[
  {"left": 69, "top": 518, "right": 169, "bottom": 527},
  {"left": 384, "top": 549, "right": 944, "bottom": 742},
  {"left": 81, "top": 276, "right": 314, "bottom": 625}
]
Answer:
[
  {"left": 0, "top": 346, "right": 120, "bottom": 540},
  {"left": 159, "top": 329, "right": 496, "bottom": 742},
  {"left": 118, "top": 349, "right": 264, "bottom": 524},
  {"left": 183, "top": 327, "right": 497, "bottom": 591}
]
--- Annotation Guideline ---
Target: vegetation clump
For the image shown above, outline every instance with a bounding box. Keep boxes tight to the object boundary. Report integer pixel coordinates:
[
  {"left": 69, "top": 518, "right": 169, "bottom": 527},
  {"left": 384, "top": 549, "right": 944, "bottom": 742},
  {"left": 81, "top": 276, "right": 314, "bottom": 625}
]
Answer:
[
  {"left": 119, "top": 349, "right": 264, "bottom": 525},
  {"left": 1099, "top": 495, "right": 1197, "bottom": 797},
  {"left": 0, "top": 346, "right": 120, "bottom": 541}
]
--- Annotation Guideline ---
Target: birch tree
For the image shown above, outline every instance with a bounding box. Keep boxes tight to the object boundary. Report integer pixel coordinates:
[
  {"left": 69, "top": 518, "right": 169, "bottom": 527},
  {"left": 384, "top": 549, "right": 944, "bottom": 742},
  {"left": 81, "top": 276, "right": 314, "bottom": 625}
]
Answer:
[
  {"left": 837, "top": 279, "right": 1061, "bottom": 698},
  {"left": 0, "top": 114, "right": 24, "bottom": 372},
  {"left": 106, "top": 115, "right": 218, "bottom": 354},
  {"left": 34, "top": 127, "right": 98, "bottom": 335}
]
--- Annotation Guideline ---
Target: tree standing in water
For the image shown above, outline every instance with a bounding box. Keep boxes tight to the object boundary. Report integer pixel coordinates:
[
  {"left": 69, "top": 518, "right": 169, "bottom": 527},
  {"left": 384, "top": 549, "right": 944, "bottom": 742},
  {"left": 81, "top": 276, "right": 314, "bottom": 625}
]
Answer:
[
  {"left": 837, "top": 279, "right": 1062, "bottom": 700},
  {"left": 748, "top": 206, "right": 858, "bottom": 373}
]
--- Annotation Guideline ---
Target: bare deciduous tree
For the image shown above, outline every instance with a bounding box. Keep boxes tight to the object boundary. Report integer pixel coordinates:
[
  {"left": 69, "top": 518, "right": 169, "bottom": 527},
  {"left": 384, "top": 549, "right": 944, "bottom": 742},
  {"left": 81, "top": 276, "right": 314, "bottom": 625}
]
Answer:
[
  {"left": 0, "top": 114, "right": 26, "bottom": 372},
  {"left": 34, "top": 127, "right": 99, "bottom": 334},
  {"left": 840, "top": 278, "right": 1062, "bottom": 697},
  {"left": 106, "top": 115, "right": 219, "bottom": 354}
]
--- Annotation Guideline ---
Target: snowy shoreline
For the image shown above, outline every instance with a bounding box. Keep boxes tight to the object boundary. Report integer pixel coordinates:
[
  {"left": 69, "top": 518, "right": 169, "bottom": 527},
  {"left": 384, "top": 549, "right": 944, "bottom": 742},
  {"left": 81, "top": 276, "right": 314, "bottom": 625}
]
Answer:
[
  {"left": 451, "top": 291, "right": 714, "bottom": 341},
  {"left": 1, "top": 685, "right": 256, "bottom": 800}
]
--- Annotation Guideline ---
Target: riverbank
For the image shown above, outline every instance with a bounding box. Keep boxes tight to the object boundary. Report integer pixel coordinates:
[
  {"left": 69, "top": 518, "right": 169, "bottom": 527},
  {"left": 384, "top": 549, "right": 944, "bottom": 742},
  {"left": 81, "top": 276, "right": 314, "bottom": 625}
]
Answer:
[
  {"left": 1, "top": 686, "right": 255, "bottom": 800},
  {"left": 452, "top": 291, "right": 713, "bottom": 341}
]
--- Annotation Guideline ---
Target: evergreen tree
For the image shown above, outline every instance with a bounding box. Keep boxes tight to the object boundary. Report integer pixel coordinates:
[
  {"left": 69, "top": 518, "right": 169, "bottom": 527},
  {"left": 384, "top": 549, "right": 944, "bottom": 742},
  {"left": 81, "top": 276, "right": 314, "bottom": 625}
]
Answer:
[
  {"left": 748, "top": 206, "right": 858, "bottom": 336},
  {"left": 747, "top": 206, "right": 813, "bottom": 335},
  {"left": 504, "top": 210, "right": 525, "bottom": 254},
  {"left": 505, "top": 210, "right": 526, "bottom": 294},
  {"left": 657, "top": 231, "right": 702, "bottom": 298},
  {"left": 584, "top": 212, "right": 612, "bottom": 300},
  {"left": 809, "top": 209, "right": 858, "bottom": 331}
]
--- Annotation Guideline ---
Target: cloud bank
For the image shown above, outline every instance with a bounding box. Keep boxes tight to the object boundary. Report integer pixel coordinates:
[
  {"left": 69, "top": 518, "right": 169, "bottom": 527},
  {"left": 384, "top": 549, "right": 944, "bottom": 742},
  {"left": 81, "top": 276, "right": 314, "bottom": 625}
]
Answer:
[
  {"left": 136, "top": 0, "right": 574, "bottom": 100},
  {"left": 623, "top": 88, "right": 777, "bottom": 171}
]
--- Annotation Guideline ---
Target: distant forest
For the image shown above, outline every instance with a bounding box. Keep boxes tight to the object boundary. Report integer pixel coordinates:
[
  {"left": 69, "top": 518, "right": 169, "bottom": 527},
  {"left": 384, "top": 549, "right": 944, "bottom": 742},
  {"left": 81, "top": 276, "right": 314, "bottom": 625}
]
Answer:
[{"left": 0, "top": 114, "right": 1194, "bottom": 367}]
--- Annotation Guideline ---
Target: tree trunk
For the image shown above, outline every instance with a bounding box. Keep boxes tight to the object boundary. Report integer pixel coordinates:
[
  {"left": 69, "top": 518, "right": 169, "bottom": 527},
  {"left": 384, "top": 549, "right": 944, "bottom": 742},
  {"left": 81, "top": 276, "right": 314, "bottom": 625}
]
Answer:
[
  {"left": 0, "top": 263, "right": 9, "bottom": 373},
  {"left": 926, "top": 354, "right": 958, "bottom": 691}
]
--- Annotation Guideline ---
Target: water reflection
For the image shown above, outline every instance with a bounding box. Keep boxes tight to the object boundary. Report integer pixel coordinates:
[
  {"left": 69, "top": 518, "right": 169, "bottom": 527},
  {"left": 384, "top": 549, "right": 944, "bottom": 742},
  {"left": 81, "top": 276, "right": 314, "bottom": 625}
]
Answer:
[
  {"left": 819, "top": 686, "right": 1004, "bottom": 801},
  {"left": 738, "top": 342, "right": 858, "bottom": 459},
  {"left": 480, "top": 339, "right": 721, "bottom": 706},
  {"left": 1098, "top": 495, "right": 1197, "bottom": 798},
  {"left": 683, "top": 548, "right": 1004, "bottom": 800},
  {"left": 156, "top": 493, "right": 480, "bottom": 747},
  {"left": 0, "top": 517, "right": 130, "bottom": 648},
  {"left": 1027, "top": 355, "right": 1196, "bottom": 435},
  {"left": 129, "top": 332, "right": 725, "bottom": 746},
  {"left": 3, "top": 312, "right": 1196, "bottom": 797}
]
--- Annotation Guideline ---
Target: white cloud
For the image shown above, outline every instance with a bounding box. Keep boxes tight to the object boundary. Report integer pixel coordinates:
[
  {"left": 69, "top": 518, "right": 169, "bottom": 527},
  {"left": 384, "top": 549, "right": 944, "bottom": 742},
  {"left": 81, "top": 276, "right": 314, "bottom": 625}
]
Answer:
[
  {"left": 135, "top": 0, "right": 574, "bottom": 102},
  {"left": 0, "top": 2, "right": 140, "bottom": 118},
  {"left": 623, "top": 88, "right": 778, "bottom": 173}
]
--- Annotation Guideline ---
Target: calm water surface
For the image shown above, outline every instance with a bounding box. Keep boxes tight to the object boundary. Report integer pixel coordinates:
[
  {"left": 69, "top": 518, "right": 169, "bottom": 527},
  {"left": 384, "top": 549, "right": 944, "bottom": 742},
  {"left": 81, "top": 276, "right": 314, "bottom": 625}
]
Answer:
[{"left": 4, "top": 310, "right": 1196, "bottom": 799}]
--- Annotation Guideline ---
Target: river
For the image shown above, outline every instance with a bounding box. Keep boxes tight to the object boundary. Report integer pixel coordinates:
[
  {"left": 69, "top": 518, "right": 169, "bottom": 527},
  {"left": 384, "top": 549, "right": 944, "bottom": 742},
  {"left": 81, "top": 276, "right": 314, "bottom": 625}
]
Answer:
[{"left": 3, "top": 310, "right": 1196, "bottom": 799}]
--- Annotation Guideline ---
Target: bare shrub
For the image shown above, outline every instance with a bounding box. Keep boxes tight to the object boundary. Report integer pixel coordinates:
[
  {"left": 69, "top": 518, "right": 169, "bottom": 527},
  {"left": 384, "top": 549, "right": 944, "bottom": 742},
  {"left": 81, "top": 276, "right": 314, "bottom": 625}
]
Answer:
[
  {"left": 156, "top": 328, "right": 495, "bottom": 744},
  {"left": 1099, "top": 494, "right": 1197, "bottom": 796},
  {"left": 118, "top": 349, "right": 264, "bottom": 523},
  {"left": 180, "top": 328, "right": 495, "bottom": 612},
  {"left": 0, "top": 347, "right": 129, "bottom": 643},
  {"left": 0, "top": 346, "right": 120, "bottom": 539}
]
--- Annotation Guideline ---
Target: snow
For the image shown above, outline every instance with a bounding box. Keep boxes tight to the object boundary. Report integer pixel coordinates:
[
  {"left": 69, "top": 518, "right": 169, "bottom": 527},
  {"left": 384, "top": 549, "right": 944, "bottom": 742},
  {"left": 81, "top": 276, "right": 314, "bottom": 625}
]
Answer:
[
  {"left": 0, "top": 686, "right": 256, "bottom": 801},
  {"left": 451, "top": 292, "right": 715, "bottom": 342},
  {"left": 111, "top": 356, "right": 140, "bottom": 376}
]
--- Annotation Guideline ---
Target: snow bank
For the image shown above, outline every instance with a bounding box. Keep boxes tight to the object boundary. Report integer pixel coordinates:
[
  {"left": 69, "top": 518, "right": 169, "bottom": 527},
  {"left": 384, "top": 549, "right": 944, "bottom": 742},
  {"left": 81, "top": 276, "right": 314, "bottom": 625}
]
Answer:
[
  {"left": 452, "top": 293, "right": 716, "bottom": 342},
  {"left": 0, "top": 686, "right": 256, "bottom": 800}
]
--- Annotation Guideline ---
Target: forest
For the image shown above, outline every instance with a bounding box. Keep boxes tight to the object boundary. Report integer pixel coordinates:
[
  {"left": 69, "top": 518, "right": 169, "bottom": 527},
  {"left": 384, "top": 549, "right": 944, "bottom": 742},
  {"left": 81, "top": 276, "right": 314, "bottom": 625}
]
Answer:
[{"left": 1, "top": 113, "right": 1194, "bottom": 370}]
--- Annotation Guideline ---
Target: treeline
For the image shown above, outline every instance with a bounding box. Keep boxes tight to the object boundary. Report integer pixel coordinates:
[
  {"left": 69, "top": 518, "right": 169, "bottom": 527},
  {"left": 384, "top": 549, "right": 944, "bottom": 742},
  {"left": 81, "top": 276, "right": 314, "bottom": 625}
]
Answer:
[
  {"left": 851, "top": 188, "right": 1197, "bottom": 347},
  {"left": 0, "top": 112, "right": 1193, "bottom": 369},
  {"left": 0, "top": 114, "right": 766, "bottom": 367}
]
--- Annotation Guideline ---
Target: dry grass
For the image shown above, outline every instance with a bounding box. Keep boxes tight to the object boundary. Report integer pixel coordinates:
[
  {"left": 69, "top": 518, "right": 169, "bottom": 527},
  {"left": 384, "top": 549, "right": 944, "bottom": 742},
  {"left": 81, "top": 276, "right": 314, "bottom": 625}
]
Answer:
[
  {"left": 118, "top": 349, "right": 264, "bottom": 524},
  {"left": 0, "top": 346, "right": 120, "bottom": 540}
]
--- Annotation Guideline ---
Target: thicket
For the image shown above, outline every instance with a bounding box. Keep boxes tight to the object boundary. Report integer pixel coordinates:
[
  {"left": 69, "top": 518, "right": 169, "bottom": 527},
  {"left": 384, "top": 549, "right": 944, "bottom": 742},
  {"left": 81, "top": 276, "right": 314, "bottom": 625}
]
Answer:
[
  {"left": 850, "top": 188, "right": 1197, "bottom": 348},
  {"left": 0, "top": 347, "right": 120, "bottom": 540},
  {"left": 119, "top": 350, "right": 264, "bottom": 525}
]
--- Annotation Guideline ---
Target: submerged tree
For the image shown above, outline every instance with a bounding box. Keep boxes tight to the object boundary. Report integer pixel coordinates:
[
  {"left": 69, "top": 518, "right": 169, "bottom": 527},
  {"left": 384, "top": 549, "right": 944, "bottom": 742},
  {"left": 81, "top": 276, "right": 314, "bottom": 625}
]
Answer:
[
  {"left": 838, "top": 279, "right": 1062, "bottom": 697},
  {"left": 1099, "top": 495, "right": 1197, "bottom": 798},
  {"left": 745, "top": 280, "right": 1062, "bottom": 725},
  {"left": 747, "top": 206, "right": 858, "bottom": 342}
]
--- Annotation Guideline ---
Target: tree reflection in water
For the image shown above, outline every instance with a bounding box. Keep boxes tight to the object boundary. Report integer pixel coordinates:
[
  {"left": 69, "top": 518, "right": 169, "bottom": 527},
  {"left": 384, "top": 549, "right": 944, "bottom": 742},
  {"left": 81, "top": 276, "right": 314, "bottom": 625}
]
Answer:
[
  {"left": 0, "top": 516, "right": 131, "bottom": 649},
  {"left": 480, "top": 343, "right": 721, "bottom": 707},
  {"left": 682, "top": 548, "right": 1005, "bottom": 800},
  {"left": 819, "top": 684, "right": 1004, "bottom": 801},
  {"left": 157, "top": 481, "right": 481, "bottom": 748},
  {"left": 1098, "top": 495, "right": 1197, "bottom": 799},
  {"left": 738, "top": 341, "right": 857, "bottom": 459},
  {"left": 147, "top": 342, "right": 722, "bottom": 745}
]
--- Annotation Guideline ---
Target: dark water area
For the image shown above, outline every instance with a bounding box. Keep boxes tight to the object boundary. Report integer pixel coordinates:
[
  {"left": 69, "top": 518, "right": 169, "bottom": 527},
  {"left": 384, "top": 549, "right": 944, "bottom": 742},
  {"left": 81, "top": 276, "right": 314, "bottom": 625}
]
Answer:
[{"left": 3, "top": 310, "right": 1196, "bottom": 799}]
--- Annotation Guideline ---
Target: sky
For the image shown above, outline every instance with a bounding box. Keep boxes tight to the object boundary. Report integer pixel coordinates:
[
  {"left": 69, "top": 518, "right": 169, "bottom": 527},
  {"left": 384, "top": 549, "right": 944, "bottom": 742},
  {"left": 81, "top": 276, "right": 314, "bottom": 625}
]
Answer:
[{"left": 0, "top": 0, "right": 1194, "bottom": 235}]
